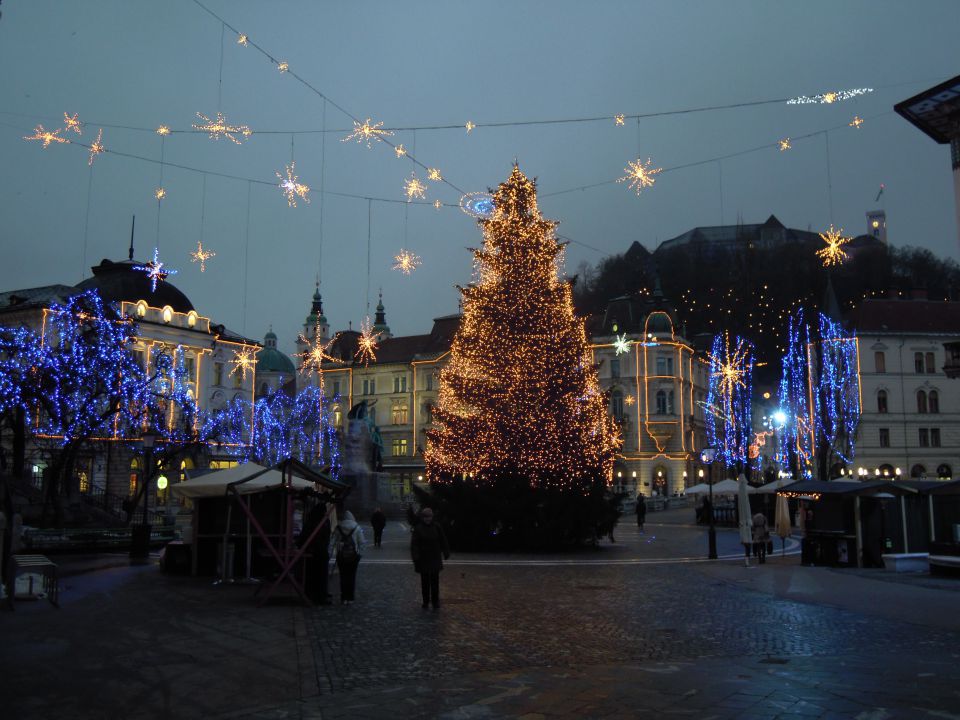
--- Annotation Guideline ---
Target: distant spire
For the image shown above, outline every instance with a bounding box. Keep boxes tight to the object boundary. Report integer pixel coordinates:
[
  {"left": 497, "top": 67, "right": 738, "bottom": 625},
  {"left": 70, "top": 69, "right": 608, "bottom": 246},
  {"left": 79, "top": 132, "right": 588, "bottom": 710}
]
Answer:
[
  {"left": 821, "top": 274, "right": 843, "bottom": 322},
  {"left": 128, "top": 215, "right": 136, "bottom": 260}
]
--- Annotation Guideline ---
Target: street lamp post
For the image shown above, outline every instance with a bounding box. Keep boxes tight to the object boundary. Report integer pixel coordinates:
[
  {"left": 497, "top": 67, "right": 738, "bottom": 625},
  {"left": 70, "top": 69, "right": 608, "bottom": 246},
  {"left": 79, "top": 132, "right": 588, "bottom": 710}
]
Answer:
[
  {"left": 130, "top": 432, "right": 157, "bottom": 561},
  {"left": 701, "top": 447, "right": 718, "bottom": 560}
]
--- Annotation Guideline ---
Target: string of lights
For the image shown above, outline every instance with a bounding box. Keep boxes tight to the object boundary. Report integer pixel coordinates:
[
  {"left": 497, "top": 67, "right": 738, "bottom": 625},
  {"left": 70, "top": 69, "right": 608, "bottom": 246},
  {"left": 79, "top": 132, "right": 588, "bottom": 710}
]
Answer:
[{"left": 705, "top": 332, "right": 755, "bottom": 468}]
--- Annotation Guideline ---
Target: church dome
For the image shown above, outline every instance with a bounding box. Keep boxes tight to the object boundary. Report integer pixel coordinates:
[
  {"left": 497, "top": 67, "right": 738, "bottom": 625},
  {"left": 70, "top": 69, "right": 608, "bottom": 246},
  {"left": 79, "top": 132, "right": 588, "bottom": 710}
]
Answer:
[
  {"left": 257, "top": 330, "right": 295, "bottom": 375},
  {"left": 76, "top": 258, "right": 194, "bottom": 313}
]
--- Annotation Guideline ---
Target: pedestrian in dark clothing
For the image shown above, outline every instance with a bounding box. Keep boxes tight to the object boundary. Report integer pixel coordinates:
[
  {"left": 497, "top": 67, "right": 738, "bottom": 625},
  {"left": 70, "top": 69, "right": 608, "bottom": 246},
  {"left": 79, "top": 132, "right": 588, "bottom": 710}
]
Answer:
[
  {"left": 635, "top": 494, "right": 647, "bottom": 533},
  {"left": 752, "top": 511, "right": 769, "bottom": 564},
  {"left": 329, "top": 510, "right": 365, "bottom": 604},
  {"left": 371, "top": 507, "right": 387, "bottom": 548},
  {"left": 410, "top": 507, "right": 450, "bottom": 610},
  {"left": 298, "top": 500, "right": 332, "bottom": 604}
]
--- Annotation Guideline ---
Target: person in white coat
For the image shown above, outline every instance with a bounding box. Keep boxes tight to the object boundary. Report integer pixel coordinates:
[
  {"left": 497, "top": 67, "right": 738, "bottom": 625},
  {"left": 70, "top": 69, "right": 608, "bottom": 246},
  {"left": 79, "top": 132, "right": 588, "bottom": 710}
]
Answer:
[{"left": 329, "top": 510, "right": 366, "bottom": 604}]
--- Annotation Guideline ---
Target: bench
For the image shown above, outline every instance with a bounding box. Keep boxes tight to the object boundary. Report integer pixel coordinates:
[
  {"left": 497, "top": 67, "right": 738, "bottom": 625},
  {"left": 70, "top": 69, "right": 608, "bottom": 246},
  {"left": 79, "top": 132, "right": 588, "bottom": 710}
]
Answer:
[
  {"left": 6, "top": 554, "right": 59, "bottom": 609},
  {"left": 882, "top": 552, "right": 929, "bottom": 573},
  {"left": 929, "top": 555, "right": 960, "bottom": 576}
]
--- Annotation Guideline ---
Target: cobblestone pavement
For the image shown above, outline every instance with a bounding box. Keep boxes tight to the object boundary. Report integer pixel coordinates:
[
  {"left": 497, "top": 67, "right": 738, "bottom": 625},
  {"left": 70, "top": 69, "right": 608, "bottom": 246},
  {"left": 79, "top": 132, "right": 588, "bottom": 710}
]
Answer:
[{"left": 3, "top": 513, "right": 960, "bottom": 719}]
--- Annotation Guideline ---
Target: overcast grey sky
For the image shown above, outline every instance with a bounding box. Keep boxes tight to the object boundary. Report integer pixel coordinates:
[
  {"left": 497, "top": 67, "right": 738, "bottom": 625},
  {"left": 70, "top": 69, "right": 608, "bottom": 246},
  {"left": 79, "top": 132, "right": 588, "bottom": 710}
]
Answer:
[{"left": 1, "top": 1, "right": 958, "bottom": 351}]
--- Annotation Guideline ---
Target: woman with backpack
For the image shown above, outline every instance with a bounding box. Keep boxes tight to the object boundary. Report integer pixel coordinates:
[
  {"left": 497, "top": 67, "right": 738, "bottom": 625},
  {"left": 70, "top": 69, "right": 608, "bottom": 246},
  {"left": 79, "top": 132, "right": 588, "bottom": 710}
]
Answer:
[{"left": 329, "top": 510, "right": 366, "bottom": 604}]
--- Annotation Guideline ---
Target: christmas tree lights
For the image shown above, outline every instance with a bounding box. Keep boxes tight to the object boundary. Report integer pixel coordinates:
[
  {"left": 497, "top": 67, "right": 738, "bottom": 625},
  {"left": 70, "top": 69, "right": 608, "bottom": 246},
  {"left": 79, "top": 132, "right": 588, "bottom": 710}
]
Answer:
[
  {"left": 776, "top": 310, "right": 813, "bottom": 477},
  {"left": 814, "top": 313, "right": 861, "bottom": 464},
  {"left": 705, "top": 332, "right": 754, "bottom": 468}
]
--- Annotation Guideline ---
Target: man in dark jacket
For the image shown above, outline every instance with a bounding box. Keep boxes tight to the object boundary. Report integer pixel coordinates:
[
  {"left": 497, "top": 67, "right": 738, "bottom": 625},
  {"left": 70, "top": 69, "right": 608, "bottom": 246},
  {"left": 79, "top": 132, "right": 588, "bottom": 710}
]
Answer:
[
  {"left": 370, "top": 507, "right": 387, "bottom": 548},
  {"left": 410, "top": 507, "right": 450, "bottom": 610},
  {"left": 635, "top": 494, "right": 647, "bottom": 533}
]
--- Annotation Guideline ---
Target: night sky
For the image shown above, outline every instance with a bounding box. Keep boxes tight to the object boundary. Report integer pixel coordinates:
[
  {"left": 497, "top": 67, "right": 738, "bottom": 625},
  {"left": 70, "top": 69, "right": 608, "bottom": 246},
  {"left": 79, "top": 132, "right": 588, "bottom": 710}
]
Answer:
[{"left": 1, "top": 1, "right": 957, "bottom": 350}]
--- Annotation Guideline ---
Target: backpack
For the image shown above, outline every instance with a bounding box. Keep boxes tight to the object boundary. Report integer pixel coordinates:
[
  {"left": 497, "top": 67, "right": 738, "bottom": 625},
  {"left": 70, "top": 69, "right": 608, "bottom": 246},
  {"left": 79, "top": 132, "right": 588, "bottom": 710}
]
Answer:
[{"left": 337, "top": 527, "right": 358, "bottom": 561}]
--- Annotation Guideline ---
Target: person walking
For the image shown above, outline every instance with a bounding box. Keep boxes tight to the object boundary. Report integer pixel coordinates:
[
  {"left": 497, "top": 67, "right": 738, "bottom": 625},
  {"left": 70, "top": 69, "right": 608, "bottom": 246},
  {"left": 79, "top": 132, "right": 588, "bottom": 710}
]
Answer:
[
  {"left": 370, "top": 507, "right": 387, "bottom": 548},
  {"left": 329, "top": 510, "right": 365, "bottom": 604},
  {"left": 635, "top": 494, "right": 647, "bottom": 533},
  {"left": 410, "top": 507, "right": 450, "bottom": 610},
  {"left": 752, "top": 511, "right": 769, "bottom": 564}
]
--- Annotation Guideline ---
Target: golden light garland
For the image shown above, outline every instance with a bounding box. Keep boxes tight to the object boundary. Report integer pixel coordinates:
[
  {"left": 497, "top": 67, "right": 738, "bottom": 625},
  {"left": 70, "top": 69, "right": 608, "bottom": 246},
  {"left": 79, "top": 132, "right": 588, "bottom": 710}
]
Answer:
[
  {"left": 465, "top": 121, "right": 475, "bottom": 133},
  {"left": 154, "top": 187, "right": 167, "bottom": 201},
  {"left": 434, "top": 199, "right": 443, "bottom": 210},
  {"left": 849, "top": 115, "right": 864, "bottom": 129},
  {"left": 237, "top": 34, "right": 249, "bottom": 46},
  {"left": 342, "top": 117, "right": 393, "bottom": 148},
  {"left": 88, "top": 129, "right": 104, "bottom": 166},
  {"left": 618, "top": 157, "right": 661, "bottom": 195},
  {"left": 192, "top": 111, "right": 252, "bottom": 144},
  {"left": 277, "top": 61, "right": 289, "bottom": 73},
  {"left": 427, "top": 168, "right": 443, "bottom": 182},
  {"left": 276, "top": 162, "right": 310, "bottom": 207},
  {"left": 354, "top": 316, "right": 380, "bottom": 367},
  {"left": 230, "top": 347, "right": 256, "bottom": 380},
  {"left": 403, "top": 172, "right": 427, "bottom": 202},
  {"left": 156, "top": 125, "right": 171, "bottom": 136},
  {"left": 392, "top": 249, "right": 422, "bottom": 275},
  {"left": 23, "top": 125, "right": 70, "bottom": 148},
  {"left": 614, "top": 113, "right": 625, "bottom": 126},
  {"left": 816, "top": 225, "right": 851, "bottom": 267},
  {"left": 189, "top": 240, "right": 215, "bottom": 272},
  {"left": 394, "top": 144, "right": 406, "bottom": 158},
  {"left": 779, "top": 138, "right": 791, "bottom": 151},
  {"left": 63, "top": 112, "right": 83, "bottom": 135}
]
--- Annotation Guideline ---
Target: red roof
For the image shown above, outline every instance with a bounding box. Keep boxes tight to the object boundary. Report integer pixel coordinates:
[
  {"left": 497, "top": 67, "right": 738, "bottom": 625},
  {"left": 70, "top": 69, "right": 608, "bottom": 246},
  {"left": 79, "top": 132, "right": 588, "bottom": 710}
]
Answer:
[{"left": 849, "top": 299, "right": 960, "bottom": 335}]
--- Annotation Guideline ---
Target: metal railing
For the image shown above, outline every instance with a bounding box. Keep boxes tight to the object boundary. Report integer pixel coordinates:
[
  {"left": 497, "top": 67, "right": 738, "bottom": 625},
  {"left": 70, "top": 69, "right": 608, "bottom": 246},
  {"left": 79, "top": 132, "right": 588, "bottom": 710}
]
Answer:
[
  {"left": 22, "top": 525, "right": 175, "bottom": 552},
  {"left": 79, "top": 484, "right": 129, "bottom": 522}
]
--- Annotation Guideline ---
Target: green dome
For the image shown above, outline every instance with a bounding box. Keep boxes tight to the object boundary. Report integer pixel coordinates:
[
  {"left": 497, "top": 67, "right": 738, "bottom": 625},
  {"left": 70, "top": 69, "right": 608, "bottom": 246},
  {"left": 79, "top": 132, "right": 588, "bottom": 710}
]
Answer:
[{"left": 256, "top": 346, "right": 295, "bottom": 375}]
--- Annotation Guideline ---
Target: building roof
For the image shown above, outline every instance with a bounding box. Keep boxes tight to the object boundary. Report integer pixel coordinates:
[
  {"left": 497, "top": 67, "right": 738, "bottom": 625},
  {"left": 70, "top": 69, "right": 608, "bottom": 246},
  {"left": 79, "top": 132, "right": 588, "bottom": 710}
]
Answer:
[
  {"left": 655, "top": 215, "right": 823, "bottom": 254},
  {"left": 848, "top": 299, "right": 960, "bottom": 335},
  {"left": 76, "top": 258, "right": 194, "bottom": 313},
  {"left": 257, "top": 346, "right": 295, "bottom": 375},
  {"left": 324, "top": 315, "right": 460, "bottom": 368},
  {"left": 894, "top": 74, "right": 960, "bottom": 144},
  {"left": 0, "top": 284, "right": 81, "bottom": 314}
]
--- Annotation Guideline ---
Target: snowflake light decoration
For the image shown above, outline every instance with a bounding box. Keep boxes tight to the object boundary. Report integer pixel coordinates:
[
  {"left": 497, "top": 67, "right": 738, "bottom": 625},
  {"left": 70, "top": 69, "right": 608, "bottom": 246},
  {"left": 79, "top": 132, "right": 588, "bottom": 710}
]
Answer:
[
  {"left": 277, "top": 61, "right": 289, "bottom": 73},
  {"left": 133, "top": 248, "right": 178, "bottom": 292},
  {"left": 465, "top": 121, "right": 475, "bottom": 133},
  {"left": 624, "top": 395, "right": 636, "bottom": 407},
  {"left": 230, "top": 347, "right": 257, "bottom": 381},
  {"left": 296, "top": 321, "right": 340, "bottom": 375},
  {"left": 618, "top": 157, "right": 662, "bottom": 195},
  {"left": 355, "top": 316, "right": 380, "bottom": 367},
  {"left": 155, "top": 187, "right": 166, "bottom": 201},
  {"left": 193, "top": 111, "right": 251, "bottom": 144},
  {"left": 237, "top": 33, "right": 249, "bottom": 46},
  {"left": 190, "top": 240, "right": 216, "bottom": 272},
  {"left": 786, "top": 87, "right": 873, "bottom": 105},
  {"left": 614, "top": 113, "right": 625, "bottom": 126},
  {"left": 403, "top": 172, "right": 427, "bottom": 202},
  {"left": 427, "top": 168, "right": 443, "bottom": 182},
  {"left": 63, "top": 112, "right": 83, "bottom": 135},
  {"left": 816, "top": 225, "right": 851, "bottom": 267},
  {"left": 392, "top": 249, "right": 422, "bottom": 275},
  {"left": 709, "top": 332, "right": 751, "bottom": 400},
  {"left": 394, "top": 144, "right": 406, "bottom": 158},
  {"left": 156, "top": 125, "right": 171, "bottom": 136},
  {"left": 276, "top": 162, "right": 311, "bottom": 207},
  {"left": 778, "top": 138, "right": 791, "bottom": 151},
  {"left": 24, "top": 125, "right": 69, "bottom": 148},
  {"left": 613, "top": 333, "right": 631, "bottom": 355},
  {"left": 434, "top": 200, "right": 443, "bottom": 210},
  {"left": 342, "top": 118, "right": 393, "bottom": 148},
  {"left": 88, "top": 128, "right": 104, "bottom": 166},
  {"left": 849, "top": 115, "right": 864, "bottom": 129}
]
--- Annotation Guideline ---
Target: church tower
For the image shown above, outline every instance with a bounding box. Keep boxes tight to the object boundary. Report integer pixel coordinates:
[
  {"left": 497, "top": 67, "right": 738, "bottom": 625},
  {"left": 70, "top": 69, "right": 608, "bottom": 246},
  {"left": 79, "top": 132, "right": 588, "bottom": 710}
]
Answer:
[
  {"left": 296, "top": 281, "right": 329, "bottom": 358},
  {"left": 373, "top": 290, "right": 392, "bottom": 339}
]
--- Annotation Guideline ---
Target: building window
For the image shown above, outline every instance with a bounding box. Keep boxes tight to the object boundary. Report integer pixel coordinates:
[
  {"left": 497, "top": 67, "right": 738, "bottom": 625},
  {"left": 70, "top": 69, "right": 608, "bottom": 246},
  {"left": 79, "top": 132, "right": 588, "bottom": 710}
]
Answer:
[
  {"left": 393, "top": 376, "right": 407, "bottom": 393},
  {"left": 879, "top": 428, "right": 890, "bottom": 448},
  {"left": 910, "top": 464, "right": 926, "bottom": 478},
  {"left": 656, "top": 390, "right": 667, "bottom": 415},
  {"left": 610, "top": 357, "right": 620, "bottom": 378},
  {"left": 363, "top": 379, "right": 376, "bottom": 395},
  {"left": 391, "top": 438, "right": 408, "bottom": 457},
  {"left": 937, "top": 463, "right": 952, "bottom": 479},
  {"left": 332, "top": 380, "right": 340, "bottom": 397},
  {"left": 426, "top": 373, "right": 434, "bottom": 391},
  {"left": 422, "top": 403, "right": 433, "bottom": 424},
  {"left": 611, "top": 389, "right": 624, "bottom": 420},
  {"left": 233, "top": 370, "right": 243, "bottom": 389},
  {"left": 668, "top": 390, "right": 675, "bottom": 415},
  {"left": 874, "top": 351, "right": 885, "bottom": 373},
  {"left": 917, "top": 390, "right": 928, "bottom": 414},
  {"left": 213, "top": 362, "right": 224, "bottom": 387},
  {"left": 915, "top": 352, "right": 925, "bottom": 374},
  {"left": 919, "top": 428, "right": 929, "bottom": 447},
  {"left": 333, "top": 406, "right": 342, "bottom": 427},
  {"left": 183, "top": 355, "right": 195, "bottom": 377},
  {"left": 929, "top": 390, "right": 939, "bottom": 414},
  {"left": 877, "top": 389, "right": 888, "bottom": 414},
  {"left": 136, "top": 300, "right": 147, "bottom": 318},
  {"left": 931, "top": 428, "right": 941, "bottom": 447},
  {"left": 392, "top": 403, "right": 409, "bottom": 425},
  {"left": 926, "top": 352, "right": 936, "bottom": 374},
  {"left": 656, "top": 356, "right": 673, "bottom": 376}
]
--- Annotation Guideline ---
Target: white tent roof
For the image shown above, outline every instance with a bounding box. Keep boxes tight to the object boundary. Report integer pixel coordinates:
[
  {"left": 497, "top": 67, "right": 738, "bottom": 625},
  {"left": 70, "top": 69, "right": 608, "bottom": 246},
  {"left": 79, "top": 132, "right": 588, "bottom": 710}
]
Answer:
[
  {"left": 684, "top": 483, "right": 711, "bottom": 495},
  {"left": 751, "top": 480, "right": 787, "bottom": 494},
  {"left": 172, "top": 462, "right": 319, "bottom": 499},
  {"left": 710, "top": 479, "right": 740, "bottom": 494}
]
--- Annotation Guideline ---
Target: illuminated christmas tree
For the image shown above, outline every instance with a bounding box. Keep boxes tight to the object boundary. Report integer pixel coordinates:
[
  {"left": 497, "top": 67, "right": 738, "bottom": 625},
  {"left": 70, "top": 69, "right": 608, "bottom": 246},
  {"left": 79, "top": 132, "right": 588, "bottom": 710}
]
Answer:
[{"left": 423, "top": 166, "right": 620, "bottom": 549}]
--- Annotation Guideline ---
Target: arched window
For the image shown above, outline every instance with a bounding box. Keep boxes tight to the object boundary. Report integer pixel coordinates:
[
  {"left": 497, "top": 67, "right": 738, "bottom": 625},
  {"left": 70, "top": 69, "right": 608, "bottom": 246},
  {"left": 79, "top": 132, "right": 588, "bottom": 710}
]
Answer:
[
  {"left": 610, "top": 357, "right": 620, "bottom": 378},
  {"left": 878, "top": 463, "right": 895, "bottom": 478},
  {"left": 917, "top": 390, "right": 928, "bottom": 414},
  {"left": 656, "top": 390, "right": 667, "bottom": 415},
  {"left": 910, "top": 464, "right": 926, "bottom": 479},
  {"left": 129, "top": 457, "right": 141, "bottom": 496},
  {"left": 611, "top": 389, "right": 624, "bottom": 419},
  {"left": 877, "top": 389, "right": 888, "bottom": 414},
  {"left": 937, "top": 464, "right": 952, "bottom": 479},
  {"left": 929, "top": 390, "right": 939, "bottom": 414}
]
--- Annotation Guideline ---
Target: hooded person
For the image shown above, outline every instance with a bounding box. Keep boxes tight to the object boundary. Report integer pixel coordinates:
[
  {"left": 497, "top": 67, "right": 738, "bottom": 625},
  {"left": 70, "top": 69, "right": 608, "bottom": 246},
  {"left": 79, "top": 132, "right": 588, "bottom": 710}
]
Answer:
[
  {"left": 410, "top": 507, "right": 451, "bottom": 610},
  {"left": 329, "top": 510, "right": 366, "bottom": 604}
]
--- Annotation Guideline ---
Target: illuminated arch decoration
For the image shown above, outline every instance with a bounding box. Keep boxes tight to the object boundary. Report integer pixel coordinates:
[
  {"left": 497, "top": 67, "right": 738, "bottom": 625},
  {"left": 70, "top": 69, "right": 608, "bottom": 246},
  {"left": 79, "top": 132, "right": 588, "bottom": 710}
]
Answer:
[{"left": 705, "top": 331, "right": 755, "bottom": 468}]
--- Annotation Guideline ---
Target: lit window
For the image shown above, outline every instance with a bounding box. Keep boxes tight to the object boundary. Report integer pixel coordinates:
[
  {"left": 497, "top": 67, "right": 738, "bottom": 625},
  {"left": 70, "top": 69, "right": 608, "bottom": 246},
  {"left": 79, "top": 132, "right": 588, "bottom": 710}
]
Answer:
[
  {"left": 187, "top": 311, "right": 198, "bottom": 328},
  {"left": 162, "top": 306, "right": 173, "bottom": 323},
  {"left": 392, "top": 438, "right": 408, "bottom": 456},
  {"left": 392, "top": 403, "right": 409, "bottom": 424}
]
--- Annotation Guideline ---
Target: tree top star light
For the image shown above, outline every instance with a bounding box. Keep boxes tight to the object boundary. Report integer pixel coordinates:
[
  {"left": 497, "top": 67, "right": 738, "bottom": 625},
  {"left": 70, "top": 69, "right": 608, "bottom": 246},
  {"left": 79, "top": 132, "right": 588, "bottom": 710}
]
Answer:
[
  {"left": 618, "top": 157, "right": 661, "bottom": 195},
  {"left": 342, "top": 118, "right": 393, "bottom": 148},
  {"left": 193, "top": 111, "right": 252, "bottom": 144},
  {"left": 276, "top": 162, "right": 310, "bottom": 207},
  {"left": 816, "top": 225, "right": 851, "bottom": 267}
]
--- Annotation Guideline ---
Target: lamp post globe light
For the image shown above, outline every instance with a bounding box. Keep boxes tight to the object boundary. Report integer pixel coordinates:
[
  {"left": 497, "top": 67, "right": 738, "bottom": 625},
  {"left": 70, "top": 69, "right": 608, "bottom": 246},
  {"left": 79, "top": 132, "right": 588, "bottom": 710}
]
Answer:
[
  {"left": 130, "top": 431, "right": 158, "bottom": 561},
  {"left": 700, "top": 447, "right": 719, "bottom": 560}
]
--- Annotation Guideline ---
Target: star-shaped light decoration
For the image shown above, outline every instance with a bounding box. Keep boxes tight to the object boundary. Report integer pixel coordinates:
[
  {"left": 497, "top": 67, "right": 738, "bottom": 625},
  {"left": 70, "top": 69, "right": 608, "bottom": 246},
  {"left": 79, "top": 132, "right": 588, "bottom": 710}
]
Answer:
[
  {"left": 88, "top": 128, "right": 104, "bottom": 166},
  {"left": 392, "top": 249, "right": 422, "bottom": 275},
  {"left": 613, "top": 333, "right": 631, "bottom": 355},
  {"left": 155, "top": 187, "right": 166, "bottom": 201},
  {"left": 24, "top": 125, "right": 70, "bottom": 148},
  {"left": 403, "top": 172, "right": 427, "bottom": 202},
  {"left": 342, "top": 117, "right": 393, "bottom": 148},
  {"left": 614, "top": 113, "right": 625, "bottom": 126},
  {"left": 296, "top": 321, "right": 340, "bottom": 375},
  {"left": 193, "top": 111, "right": 252, "bottom": 144},
  {"left": 624, "top": 395, "right": 636, "bottom": 407},
  {"left": 133, "top": 248, "right": 178, "bottom": 292},
  {"left": 433, "top": 200, "right": 443, "bottom": 210},
  {"left": 229, "top": 347, "right": 257, "bottom": 381},
  {"left": 849, "top": 115, "right": 864, "bottom": 129},
  {"left": 355, "top": 316, "right": 380, "bottom": 367},
  {"left": 617, "top": 157, "right": 662, "bottom": 196},
  {"left": 427, "top": 168, "right": 443, "bottom": 182},
  {"left": 465, "top": 121, "right": 475, "bottom": 133},
  {"left": 63, "top": 112, "right": 83, "bottom": 135},
  {"left": 190, "top": 240, "right": 216, "bottom": 272},
  {"left": 156, "top": 125, "right": 171, "bottom": 136},
  {"left": 276, "top": 162, "right": 310, "bottom": 207},
  {"left": 237, "top": 33, "right": 249, "bottom": 46},
  {"left": 778, "top": 138, "right": 791, "bottom": 151},
  {"left": 394, "top": 144, "right": 406, "bottom": 158},
  {"left": 816, "top": 225, "right": 851, "bottom": 267},
  {"left": 709, "top": 333, "right": 751, "bottom": 400}
]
